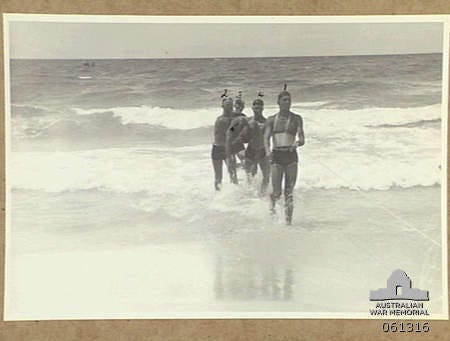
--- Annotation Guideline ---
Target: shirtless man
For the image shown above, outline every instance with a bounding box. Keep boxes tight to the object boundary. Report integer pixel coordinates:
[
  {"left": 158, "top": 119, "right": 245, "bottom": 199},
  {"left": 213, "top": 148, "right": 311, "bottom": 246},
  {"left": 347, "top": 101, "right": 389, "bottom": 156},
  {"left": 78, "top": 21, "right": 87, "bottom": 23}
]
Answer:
[
  {"left": 234, "top": 94, "right": 270, "bottom": 194},
  {"left": 211, "top": 95, "right": 234, "bottom": 191},
  {"left": 264, "top": 88, "right": 305, "bottom": 225},
  {"left": 225, "top": 93, "right": 248, "bottom": 184},
  {"left": 234, "top": 93, "right": 246, "bottom": 117}
]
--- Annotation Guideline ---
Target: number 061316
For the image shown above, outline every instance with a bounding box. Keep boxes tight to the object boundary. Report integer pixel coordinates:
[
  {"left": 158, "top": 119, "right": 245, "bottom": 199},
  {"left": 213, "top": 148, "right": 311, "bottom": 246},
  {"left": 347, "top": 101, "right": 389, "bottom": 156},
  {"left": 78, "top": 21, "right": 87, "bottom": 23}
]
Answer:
[{"left": 382, "top": 322, "right": 430, "bottom": 333}]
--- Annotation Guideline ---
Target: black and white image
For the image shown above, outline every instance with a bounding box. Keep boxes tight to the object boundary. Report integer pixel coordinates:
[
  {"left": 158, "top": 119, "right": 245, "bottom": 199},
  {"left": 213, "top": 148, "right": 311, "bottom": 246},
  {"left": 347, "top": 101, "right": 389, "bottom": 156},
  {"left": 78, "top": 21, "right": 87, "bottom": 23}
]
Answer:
[{"left": 4, "top": 15, "right": 449, "bottom": 319}]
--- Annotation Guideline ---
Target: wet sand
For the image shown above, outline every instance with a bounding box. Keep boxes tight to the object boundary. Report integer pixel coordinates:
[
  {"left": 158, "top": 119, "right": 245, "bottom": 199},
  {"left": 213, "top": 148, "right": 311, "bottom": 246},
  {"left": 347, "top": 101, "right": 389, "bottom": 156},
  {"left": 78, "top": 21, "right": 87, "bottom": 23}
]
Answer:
[{"left": 5, "top": 186, "right": 444, "bottom": 319}]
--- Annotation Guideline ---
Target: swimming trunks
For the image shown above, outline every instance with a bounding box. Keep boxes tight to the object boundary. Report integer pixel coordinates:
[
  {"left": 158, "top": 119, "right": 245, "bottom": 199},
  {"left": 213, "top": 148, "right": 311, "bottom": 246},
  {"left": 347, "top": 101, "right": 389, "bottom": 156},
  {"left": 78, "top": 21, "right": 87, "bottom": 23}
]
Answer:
[
  {"left": 245, "top": 147, "right": 266, "bottom": 162},
  {"left": 211, "top": 145, "right": 226, "bottom": 160},
  {"left": 231, "top": 142, "right": 245, "bottom": 154},
  {"left": 271, "top": 150, "right": 298, "bottom": 166}
]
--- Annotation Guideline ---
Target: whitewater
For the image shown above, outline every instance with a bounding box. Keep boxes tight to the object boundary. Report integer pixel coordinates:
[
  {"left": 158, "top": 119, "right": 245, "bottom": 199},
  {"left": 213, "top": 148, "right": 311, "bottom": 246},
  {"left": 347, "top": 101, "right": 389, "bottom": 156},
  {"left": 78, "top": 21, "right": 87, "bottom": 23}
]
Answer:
[{"left": 11, "top": 103, "right": 442, "bottom": 193}]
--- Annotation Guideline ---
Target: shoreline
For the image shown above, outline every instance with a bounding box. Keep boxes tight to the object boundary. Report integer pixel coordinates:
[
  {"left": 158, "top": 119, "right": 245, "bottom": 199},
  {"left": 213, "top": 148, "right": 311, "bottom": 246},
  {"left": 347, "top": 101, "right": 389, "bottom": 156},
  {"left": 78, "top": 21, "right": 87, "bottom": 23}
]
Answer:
[{"left": 6, "top": 184, "right": 444, "bottom": 319}]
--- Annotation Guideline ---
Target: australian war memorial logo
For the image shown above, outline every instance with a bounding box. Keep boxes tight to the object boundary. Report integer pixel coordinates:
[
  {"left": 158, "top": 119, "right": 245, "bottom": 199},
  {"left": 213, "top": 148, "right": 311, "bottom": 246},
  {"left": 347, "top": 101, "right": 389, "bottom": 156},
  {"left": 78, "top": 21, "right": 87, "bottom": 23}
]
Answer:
[{"left": 369, "top": 269, "right": 430, "bottom": 317}]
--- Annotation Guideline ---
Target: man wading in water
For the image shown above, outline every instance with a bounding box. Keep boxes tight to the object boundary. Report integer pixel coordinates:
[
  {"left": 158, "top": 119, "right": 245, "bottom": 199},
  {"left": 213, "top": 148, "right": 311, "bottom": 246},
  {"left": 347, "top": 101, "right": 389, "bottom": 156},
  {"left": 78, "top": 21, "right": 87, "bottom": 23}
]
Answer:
[
  {"left": 233, "top": 92, "right": 270, "bottom": 195},
  {"left": 211, "top": 91, "right": 235, "bottom": 191},
  {"left": 264, "top": 85, "right": 305, "bottom": 225},
  {"left": 226, "top": 91, "right": 248, "bottom": 184}
]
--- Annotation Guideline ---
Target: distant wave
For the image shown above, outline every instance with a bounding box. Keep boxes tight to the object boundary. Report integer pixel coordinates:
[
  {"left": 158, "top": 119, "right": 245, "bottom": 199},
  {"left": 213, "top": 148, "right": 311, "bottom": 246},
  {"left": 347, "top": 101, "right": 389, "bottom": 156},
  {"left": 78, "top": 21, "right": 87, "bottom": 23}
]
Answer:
[
  {"left": 11, "top": 104, "right": 50, "bottom": 116},
  {"left": 366, "top": 118, "right": 441, "bottom": 129},
  {"left": 14, "top": 111, "right": 213, "bottom": 147},
  {"left": 74, "top": 106, "right": 218, "bottom": 130},
  {"left": 12, "top": 103, "right": 442, "bottom": 149},
  {"left": 72, "top": 103, "right": 442, "bottom": 130},
  {"left": 304, "top": 80, "right": 384, "bottom": 92}
]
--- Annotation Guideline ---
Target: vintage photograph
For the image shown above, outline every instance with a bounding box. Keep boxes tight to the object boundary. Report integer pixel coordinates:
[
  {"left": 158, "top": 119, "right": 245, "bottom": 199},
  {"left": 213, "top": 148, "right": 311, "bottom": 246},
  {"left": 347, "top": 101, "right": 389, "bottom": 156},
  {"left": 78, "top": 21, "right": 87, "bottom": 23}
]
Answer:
[{"left": 4, "top": 15, "right": 448, "bottom": 319}]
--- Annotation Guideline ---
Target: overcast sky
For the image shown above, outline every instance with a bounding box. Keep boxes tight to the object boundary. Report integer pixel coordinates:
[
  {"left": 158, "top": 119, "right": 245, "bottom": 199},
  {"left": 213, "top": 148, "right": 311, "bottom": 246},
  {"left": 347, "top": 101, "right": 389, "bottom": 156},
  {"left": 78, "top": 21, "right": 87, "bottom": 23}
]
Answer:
[{"left": 9, "top": 21, "right": 444, "bottom": 59}]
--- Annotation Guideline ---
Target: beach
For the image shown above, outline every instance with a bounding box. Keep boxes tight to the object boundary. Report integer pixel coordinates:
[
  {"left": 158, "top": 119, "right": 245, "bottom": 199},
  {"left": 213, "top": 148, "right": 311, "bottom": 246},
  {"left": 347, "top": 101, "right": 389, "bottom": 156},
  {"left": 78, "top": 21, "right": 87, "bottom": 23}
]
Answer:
[
  {"left": 7, "top": 185, "right": 443, "bottom": 319},
  {"left": 6, "top": 54, "right": 445, "bottom": 319}
]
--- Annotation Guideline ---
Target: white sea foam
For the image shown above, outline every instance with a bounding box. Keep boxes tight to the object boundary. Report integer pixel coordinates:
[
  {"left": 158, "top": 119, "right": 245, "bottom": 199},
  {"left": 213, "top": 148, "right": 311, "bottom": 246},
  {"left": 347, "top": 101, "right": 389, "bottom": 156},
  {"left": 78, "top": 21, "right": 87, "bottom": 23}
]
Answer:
[
  {"left": 11, "top": 126, "right": 441, "bottom": 194},
  {"left": 73, "top": 106, "right": 218, "bottom": 130},
  {"left": 72, "top": 103, "right": 441, "bottom": 131},
  {"left": 11, "top": 103, "right": 443, "bottom": 195}
]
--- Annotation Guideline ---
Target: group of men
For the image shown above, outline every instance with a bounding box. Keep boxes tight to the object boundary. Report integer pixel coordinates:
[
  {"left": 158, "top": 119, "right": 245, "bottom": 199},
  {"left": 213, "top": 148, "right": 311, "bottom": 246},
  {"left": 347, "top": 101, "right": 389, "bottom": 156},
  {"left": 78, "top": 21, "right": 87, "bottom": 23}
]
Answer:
[{"left": 211, "top": 87, "right": 305, "bottom": 225}]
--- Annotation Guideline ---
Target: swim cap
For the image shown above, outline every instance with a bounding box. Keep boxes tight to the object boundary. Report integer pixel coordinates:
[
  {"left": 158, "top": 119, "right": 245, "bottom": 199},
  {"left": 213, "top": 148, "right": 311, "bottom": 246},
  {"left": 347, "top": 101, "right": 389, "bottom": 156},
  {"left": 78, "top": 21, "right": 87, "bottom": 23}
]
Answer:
[
  {"left": 253, "top": 99, "right": 264, "bottom": 105},
  {"left": 277, "top": 84, "right": 291, "bottom": 101},
  {"left": 235, "top": 91, "right": 245, "bottom": 106},
  {"left": 277, "top": 90, "right": 291, "bottom": 101},
  {"left": 253, "top": 91, "right": 264, "bottom": 105},
  {"left": 235, "top": 98, "right": 245, "bottom": 106},
  {"left": 222, "top": 96, "right": 233, "bottom": 104}
]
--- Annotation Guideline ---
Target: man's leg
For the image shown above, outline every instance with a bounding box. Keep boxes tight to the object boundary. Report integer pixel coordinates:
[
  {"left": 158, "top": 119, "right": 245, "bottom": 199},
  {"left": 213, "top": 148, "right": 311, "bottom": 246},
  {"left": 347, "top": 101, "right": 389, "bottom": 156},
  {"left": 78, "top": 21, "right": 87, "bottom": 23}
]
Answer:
[
  {"left": 227, "top": 155, "right": 238, "bottom": 184},
  {"left": 259, "top": 156, "right": 271, "bottom": 196},
  {"left": 236, "top": 150, "right": 246, "bottom": 168},
  {"left": 284, "top": 162, "right": 298, "bottom": 225},
  {"left": 251, "top": 161, "right": 258, "bottom": 177},
  {"left": 244, "top": 157, "right": 256, "bottom": 184},
  {"left": 212, "top": 159, "right": 223, "bottom": 191},
  {"left": 270, "top": 163, "right": 283, "bottom": 214}
]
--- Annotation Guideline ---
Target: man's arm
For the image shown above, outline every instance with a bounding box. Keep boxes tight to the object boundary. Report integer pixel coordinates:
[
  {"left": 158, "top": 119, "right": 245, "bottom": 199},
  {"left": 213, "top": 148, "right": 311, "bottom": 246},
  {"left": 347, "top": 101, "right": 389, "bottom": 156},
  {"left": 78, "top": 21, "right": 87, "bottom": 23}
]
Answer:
[
  {"left": 264, "top": 118, "right": 273, "bottom": 156},
  {"left": 235, "top": 121, "right": 250, "bottom": 145},
  {"left": 297, "top": 115, "right": 305, "bottom": 147},
  {"left": 213, "top": 117, "right": 219, "bottom": 144},
  {"left": 226, "top": 118, "right": 238, "bottom": 157}
]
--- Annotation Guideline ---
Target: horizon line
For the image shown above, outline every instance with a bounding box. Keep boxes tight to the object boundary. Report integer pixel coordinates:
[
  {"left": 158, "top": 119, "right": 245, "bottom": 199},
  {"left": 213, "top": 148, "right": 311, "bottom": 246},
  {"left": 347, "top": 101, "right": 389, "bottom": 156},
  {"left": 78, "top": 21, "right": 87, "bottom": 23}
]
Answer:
[{"left": 9, "top": 52, "right": 441, "bottom": 61}]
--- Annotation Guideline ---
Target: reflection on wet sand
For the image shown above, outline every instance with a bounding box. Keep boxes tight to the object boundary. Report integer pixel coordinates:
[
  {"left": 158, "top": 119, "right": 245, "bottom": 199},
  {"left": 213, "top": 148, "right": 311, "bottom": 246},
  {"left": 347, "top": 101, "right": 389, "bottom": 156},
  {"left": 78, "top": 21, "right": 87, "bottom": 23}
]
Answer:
[
  {"left": 215, "top": 256, "right": 294, "bottom": 301},
  {"left": 212, "top": 230, "right": 297, "bottom": 302}
]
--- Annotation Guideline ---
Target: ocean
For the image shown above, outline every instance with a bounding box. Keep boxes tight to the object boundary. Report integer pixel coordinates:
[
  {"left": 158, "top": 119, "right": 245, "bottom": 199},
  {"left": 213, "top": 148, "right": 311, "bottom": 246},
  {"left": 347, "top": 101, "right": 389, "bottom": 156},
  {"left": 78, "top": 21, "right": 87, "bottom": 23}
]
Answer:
[
  {"left": 10, "top": 54, "right": 443, "bottom": 191},
  {"left": 6, "top": 54, "right": 445, "bottom": 319}
]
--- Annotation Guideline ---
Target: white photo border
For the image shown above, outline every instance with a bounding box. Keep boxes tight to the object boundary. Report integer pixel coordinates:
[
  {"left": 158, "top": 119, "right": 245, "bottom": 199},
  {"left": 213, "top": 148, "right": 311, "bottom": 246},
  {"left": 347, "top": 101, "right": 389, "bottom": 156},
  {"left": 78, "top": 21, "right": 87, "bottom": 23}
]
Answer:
[{"left": 3, "top": 14, "right": 449, "bottom": 320}]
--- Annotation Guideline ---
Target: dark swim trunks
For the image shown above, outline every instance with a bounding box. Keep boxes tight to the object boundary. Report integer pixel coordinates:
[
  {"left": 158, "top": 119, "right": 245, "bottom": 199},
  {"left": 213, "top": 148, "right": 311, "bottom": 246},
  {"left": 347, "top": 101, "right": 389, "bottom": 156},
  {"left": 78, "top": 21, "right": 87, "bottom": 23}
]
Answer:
[
  {"left": 271, "top": 150, "right": 298, "bottom": 166},
  {"left": 245, "top": 147, "right": 266, "bottom": 162},
  {"left": 211, "top": 145, "right": 226, "bottom": 160},
  {"left": 232, "top": 142, "right": 245, "bottom": 154}
]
